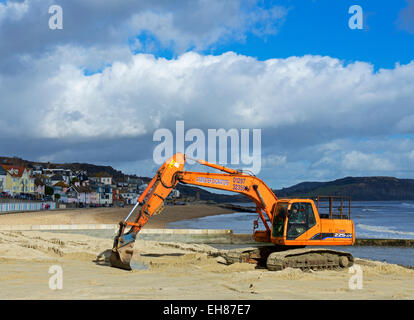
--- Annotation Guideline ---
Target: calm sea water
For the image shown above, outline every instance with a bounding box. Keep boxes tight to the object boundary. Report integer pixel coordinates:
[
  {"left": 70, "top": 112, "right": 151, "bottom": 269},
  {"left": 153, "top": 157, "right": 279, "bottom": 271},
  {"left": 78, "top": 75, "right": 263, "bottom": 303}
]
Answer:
[{"left": 168, "top": 201, "right": 414, "bottom": 266}]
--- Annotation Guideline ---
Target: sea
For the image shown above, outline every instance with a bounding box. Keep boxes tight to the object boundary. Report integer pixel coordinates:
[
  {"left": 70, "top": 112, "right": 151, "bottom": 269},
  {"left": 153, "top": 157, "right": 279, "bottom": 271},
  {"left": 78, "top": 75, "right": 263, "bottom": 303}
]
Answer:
[{"left": 168, "top": 201, "right": 414, "bottom": 266}]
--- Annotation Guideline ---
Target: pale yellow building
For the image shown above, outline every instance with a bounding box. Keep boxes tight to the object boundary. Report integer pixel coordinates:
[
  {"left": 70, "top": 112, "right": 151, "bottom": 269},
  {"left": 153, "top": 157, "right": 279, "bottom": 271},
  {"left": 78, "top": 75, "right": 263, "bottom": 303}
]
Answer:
[{"left": 0, "top": 165, "right": 35, "bottom": 195}]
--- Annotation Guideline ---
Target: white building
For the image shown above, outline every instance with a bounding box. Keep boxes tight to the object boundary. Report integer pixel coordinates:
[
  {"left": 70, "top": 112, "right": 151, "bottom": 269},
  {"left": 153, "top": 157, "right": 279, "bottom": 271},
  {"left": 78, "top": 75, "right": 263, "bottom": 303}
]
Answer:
[
  {"left": 165, "top": 189, "right": 181, "bottom": 200},
  {"left": 120, "top": 189, "right": 138, "bottom": 204},
  {"left": 90, "top": 174, "right": 112, "bottom": 186}
]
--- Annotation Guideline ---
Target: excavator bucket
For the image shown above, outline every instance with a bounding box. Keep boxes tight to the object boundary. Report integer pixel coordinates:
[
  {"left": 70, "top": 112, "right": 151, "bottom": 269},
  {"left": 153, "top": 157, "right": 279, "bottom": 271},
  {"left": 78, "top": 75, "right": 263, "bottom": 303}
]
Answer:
[{"left": 110, "top": 223, "right": 136, "bottom": 270}]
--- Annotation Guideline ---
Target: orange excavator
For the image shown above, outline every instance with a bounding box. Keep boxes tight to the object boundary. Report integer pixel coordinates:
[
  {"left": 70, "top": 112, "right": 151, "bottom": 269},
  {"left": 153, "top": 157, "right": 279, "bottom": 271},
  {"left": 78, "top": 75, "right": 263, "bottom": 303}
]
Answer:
[{"left": 110, "top": 153, "right": 355, "bottom": 271}]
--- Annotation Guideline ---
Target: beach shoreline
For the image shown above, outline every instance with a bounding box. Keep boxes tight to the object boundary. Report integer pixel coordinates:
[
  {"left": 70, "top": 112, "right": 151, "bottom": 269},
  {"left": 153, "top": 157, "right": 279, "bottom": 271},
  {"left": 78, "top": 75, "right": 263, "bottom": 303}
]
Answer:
[{"left": 0, "top": 203, "right": 237, "bottom": 228}]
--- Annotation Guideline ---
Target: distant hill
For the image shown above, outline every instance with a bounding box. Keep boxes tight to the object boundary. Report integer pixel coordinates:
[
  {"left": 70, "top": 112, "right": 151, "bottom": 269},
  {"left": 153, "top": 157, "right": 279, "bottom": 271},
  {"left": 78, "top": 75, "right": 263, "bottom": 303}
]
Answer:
[{"left": 275, "top": 176, "right": 414, "bottom": 201}]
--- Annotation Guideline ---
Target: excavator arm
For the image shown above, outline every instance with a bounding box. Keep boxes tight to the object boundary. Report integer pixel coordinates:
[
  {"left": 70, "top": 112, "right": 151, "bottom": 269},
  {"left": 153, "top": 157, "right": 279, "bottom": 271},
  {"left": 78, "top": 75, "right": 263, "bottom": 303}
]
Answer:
[{"left": 110, "top": 153, "right": 278, "bottom": 270}]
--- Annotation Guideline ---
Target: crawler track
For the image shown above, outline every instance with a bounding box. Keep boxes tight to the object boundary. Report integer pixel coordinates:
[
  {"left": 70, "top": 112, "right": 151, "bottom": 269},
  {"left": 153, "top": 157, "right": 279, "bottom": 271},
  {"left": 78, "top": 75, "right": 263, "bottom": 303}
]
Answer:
[{"left": 222, "top": 247, "right": 354, "bottom": 271}]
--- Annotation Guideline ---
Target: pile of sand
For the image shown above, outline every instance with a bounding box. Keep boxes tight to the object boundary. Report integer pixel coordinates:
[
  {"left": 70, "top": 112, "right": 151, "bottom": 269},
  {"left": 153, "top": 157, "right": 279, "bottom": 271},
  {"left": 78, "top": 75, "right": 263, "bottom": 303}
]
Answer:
[
  {"left": 0, "top": 231, "right": 220, "bottom": 262},
  {"left": 0, "top": 231, "right": 112, "bottom": 261}
]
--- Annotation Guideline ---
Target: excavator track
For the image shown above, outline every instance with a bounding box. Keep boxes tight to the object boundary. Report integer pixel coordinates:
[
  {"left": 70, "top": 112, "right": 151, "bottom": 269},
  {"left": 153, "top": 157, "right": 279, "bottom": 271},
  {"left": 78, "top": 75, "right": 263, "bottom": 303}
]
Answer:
[
  {"left": 222, "top": 247, "right": 354, "bottom": 271},
  {"left": 266, "top": 248, "right": 354, "bottom": 271}
]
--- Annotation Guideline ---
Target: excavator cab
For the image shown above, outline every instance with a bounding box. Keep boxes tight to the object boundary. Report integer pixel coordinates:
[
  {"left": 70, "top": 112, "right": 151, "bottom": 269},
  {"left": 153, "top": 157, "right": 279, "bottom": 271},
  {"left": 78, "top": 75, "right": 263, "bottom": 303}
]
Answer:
[
  {"left": 249, "top": 197, "right": 355, "bottom": 270},
  {"left": 264, "top": 197, "right": 355, "bottom": 247}
]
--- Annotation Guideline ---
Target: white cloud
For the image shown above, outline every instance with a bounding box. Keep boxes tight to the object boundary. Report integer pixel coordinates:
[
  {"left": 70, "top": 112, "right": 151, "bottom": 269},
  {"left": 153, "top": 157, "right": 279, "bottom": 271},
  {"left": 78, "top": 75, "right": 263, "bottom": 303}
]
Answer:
[
  {"left": 0, "top": 0, "right": 29, "bottom": 23},
  {"left": 0, "top": 47, "right": 413, "bottom": 171},
  {"left": 9, "top": 51, "right": 411, "bottom": 141},
  {"left": 262, "top": 154, "right": 287, "bottom": 168},
  {"left": 2, "top": 47, "right": 414, "bottom": 184},
  {"left": 128, "top": 2, "right": 287, "bottom": 52},
  {"left": 342, "top": 151, "right": 395, "bottom": 171}
]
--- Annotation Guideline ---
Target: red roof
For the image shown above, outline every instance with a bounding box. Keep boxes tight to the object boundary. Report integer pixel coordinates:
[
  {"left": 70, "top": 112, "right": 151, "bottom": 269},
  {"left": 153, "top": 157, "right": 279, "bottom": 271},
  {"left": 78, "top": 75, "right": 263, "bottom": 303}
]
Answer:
[{"left": 0, "top": 165, "right": 28, "bottom": 177}]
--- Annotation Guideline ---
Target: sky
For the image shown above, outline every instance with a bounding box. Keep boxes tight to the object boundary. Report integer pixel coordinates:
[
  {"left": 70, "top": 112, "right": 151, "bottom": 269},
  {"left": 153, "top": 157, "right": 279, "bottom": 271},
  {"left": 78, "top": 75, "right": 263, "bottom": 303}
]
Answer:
[{"left": 0, "top": 0, "right": 413, "bottom": 189}]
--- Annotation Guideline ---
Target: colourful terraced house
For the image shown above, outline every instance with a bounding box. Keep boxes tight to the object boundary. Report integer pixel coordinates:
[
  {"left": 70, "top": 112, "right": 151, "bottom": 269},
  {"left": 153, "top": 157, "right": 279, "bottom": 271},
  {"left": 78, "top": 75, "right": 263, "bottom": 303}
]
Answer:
[{"left": 0, "top": 165, "right": 35, "bottom": 196}]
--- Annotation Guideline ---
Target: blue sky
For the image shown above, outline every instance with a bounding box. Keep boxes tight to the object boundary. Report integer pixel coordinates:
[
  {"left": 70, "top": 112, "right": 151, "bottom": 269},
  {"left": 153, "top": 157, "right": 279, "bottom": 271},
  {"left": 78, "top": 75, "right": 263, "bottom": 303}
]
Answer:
[
  {"left": 135, "top": 0, "right": 414, "bottom": 69},
  {"left": 0, "top": 0, "right": 413, "bottom": 188}
]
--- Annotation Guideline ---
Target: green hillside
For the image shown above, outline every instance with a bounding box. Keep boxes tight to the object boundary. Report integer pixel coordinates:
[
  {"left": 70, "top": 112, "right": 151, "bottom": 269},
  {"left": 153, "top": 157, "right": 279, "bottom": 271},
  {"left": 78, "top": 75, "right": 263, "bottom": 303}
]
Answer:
[{"left": 275, "top": 177, "right": 414, "bottom": 201}]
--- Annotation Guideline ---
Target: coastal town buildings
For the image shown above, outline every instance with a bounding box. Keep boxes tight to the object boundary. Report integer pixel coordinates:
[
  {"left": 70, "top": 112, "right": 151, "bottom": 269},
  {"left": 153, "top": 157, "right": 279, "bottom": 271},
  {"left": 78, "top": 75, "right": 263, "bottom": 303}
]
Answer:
[
  {"left": 89, "top": 181, "right": 114, "bottom": 206},
  {"left": 0, "top": 160, "right": 147, "bottom": 207}
]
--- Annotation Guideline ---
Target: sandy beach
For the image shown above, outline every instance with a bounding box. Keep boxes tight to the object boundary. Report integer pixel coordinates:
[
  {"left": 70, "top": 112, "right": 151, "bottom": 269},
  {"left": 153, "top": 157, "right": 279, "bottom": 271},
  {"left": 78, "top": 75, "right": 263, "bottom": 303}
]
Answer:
[{"left": 0, "top": 205, "right": 413, "bottom": 300}]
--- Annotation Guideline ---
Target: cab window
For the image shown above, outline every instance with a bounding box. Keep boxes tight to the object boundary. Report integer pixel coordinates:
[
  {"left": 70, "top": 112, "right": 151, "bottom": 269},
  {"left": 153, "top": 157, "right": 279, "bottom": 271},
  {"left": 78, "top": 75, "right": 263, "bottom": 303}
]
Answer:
[
  {"left": 286, "top": 202, "right": 316, "bottom": 240},
  {"left": 272, "top": 203, "right": 288, "bottom": 237}
]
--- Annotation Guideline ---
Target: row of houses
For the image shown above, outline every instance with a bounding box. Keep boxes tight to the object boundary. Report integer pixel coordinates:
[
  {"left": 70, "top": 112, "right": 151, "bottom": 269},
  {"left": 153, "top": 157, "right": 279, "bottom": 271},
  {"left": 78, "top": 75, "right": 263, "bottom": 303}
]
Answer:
[
  {"left": 0, "top": 163, "right": 149, "bottom": 206},
  {"left": 51, "top": 181, "right": 115, "bottom": 206}
]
